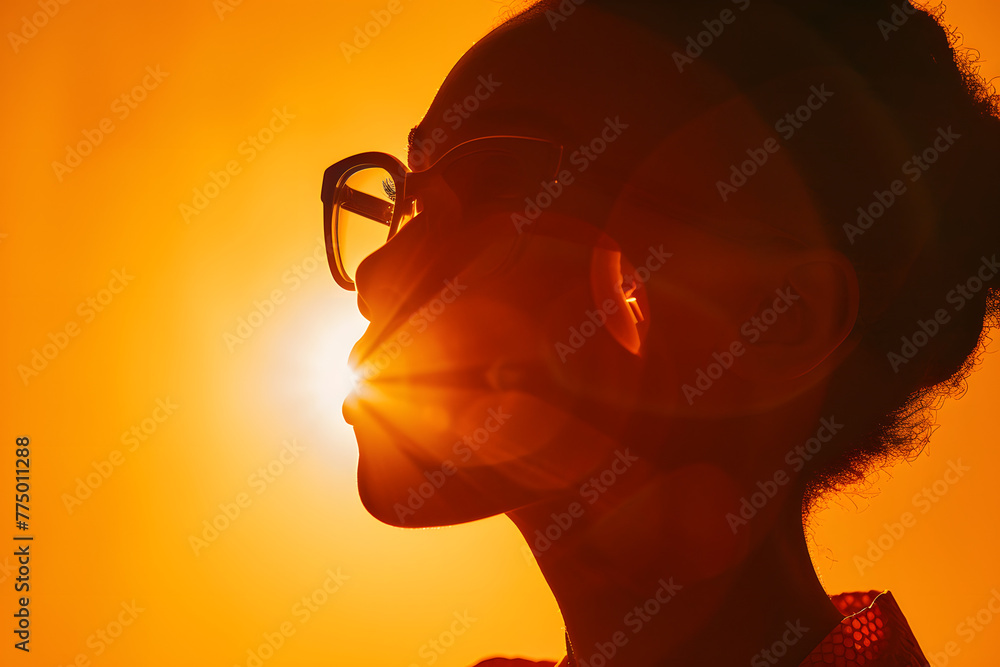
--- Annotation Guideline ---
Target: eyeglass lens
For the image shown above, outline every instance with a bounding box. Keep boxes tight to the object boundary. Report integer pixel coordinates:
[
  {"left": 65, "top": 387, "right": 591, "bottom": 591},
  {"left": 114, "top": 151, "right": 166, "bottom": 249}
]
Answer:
[{"left": 334, "top": 166, "right": 401, "bottom": 282}]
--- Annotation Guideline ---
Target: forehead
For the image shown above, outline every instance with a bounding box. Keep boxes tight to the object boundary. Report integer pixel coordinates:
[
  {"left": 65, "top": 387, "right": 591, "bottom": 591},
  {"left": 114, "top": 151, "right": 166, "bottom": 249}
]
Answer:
[
  {"left": 405, "top": 5, "right": 711, "bottom": 172},
  {"left": 404, "top": 3, "right": 896, "bottom": 252}
]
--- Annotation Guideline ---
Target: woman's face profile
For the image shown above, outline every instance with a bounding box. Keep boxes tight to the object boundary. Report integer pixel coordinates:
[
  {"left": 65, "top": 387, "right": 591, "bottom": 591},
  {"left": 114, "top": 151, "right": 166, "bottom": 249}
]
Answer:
[
  {"left": 327, "top": 1, "right": 1000, "bottom": 665},
  {"left": 340, "top": 4, "right": 861, "bottom": 530}
]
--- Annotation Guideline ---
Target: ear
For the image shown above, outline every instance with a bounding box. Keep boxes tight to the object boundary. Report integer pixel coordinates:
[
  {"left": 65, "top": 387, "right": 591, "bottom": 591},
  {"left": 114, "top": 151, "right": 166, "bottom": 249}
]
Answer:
[
  {"left": 589, "top": 245, "right": 649, "bottom": 356},
  {"left": 731, "top": 248, "right": 859, "bottom": 383}
]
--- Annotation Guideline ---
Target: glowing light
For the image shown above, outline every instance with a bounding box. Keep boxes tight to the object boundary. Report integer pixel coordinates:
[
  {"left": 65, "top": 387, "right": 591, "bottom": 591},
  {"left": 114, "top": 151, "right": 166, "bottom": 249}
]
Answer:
[
  {"left": 626, "top": 297, "right": 643, "bottom": 323},
  {"left": 262, "top": 290, "right": 370, "bottom": 438},
  {"left": 301, "top": 311, "right": 368, "bottom": 414}
]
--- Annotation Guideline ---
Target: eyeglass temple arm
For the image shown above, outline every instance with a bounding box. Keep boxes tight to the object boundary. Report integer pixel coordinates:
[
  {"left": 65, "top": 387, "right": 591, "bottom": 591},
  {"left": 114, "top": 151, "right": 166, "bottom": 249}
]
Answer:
[{"left": 339, "top": 186, "right": 393, "bottom": 226}]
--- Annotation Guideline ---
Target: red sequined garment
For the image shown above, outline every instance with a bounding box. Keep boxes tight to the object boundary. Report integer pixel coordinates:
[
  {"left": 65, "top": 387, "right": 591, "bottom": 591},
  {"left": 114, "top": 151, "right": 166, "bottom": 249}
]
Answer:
[
  {"left": 799, "top": 590, "right": 929, "bottom": 666},
  {"left": 471, "top": 590, "right": 929, "bottom": 667}
]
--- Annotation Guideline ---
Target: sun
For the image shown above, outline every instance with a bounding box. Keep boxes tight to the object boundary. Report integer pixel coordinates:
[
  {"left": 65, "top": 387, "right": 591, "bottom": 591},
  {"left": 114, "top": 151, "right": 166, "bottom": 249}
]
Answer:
[{"left": 264, "top": 290, "right": 370, "bottom": 429}]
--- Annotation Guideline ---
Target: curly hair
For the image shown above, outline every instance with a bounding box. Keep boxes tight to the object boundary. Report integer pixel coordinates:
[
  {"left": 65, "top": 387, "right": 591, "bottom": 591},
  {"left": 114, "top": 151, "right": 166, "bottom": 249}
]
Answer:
[
  {"left": 771, "top": 0, "right": 1000, "bottom": 512},
  {"left": 523, "top": 0, "right": 1000, "bottom": 511}
]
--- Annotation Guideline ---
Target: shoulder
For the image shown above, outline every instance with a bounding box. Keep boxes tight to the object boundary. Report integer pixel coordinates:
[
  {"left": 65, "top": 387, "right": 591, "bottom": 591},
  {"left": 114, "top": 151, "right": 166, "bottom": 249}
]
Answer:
[{"left": 469, "top": 658, "right": 560, "bottom": 667}]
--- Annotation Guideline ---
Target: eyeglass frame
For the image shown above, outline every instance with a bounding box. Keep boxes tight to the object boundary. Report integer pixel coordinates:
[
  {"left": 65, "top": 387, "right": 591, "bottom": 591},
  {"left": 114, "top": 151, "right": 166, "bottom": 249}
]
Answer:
[{"left": 321, "top": 135, "right": 564, "bottom": 291}]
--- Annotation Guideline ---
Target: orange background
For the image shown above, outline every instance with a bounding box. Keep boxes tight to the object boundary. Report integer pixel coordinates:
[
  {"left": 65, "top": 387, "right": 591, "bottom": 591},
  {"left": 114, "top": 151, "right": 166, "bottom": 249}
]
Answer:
[{"left": 1, "top": 1, "right": 999, "bottom": 665}]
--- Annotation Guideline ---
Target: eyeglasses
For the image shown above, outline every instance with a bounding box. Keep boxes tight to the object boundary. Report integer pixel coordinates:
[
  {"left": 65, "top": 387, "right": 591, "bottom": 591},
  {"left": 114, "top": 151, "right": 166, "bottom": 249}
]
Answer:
[{"left": 321, "top": 135, "right": 564, "bottom": 291}]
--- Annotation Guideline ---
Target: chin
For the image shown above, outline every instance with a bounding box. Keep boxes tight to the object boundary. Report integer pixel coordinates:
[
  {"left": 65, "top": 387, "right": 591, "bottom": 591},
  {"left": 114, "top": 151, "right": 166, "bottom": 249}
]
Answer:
[
  {"left": 355, "top": 467, "right": 477, "bottom": 529},
  {"left": 356, "top": 476, "right": 420, "bottom": 528},
  {"left": 353, "top": 434, "right": 463, "bottom": 528},
  {"left": 354, "top": 441, "right": 528, "bottom": 528}
]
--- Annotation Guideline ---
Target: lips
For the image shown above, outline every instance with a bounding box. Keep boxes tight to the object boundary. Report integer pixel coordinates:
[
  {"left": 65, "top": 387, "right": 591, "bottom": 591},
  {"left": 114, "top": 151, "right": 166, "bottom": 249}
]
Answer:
[
  {"left": 342, "top": 389, "right": 362, "bottom": 425},
  {"left": 346, "top": 312, "right": 416, "bottom": 371},
  {"left": 342, "top": 337, "right": 492, "bottom": 428},
  {"left": 341, "top": 350, "right": 522, "bottom": 428}
]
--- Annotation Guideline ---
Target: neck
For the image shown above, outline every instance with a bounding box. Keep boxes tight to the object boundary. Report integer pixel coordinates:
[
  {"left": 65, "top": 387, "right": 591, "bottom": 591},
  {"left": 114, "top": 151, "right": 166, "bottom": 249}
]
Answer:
[{"left": 507, "top": 455, "right": 844, "bottom": 667}]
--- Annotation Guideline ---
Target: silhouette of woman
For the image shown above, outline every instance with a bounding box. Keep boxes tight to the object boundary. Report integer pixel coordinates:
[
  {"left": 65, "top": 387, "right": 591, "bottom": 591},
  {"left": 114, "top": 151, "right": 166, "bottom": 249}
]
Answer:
[{"left": 324, "top": 1, "right": 1000, "bottom": 665}]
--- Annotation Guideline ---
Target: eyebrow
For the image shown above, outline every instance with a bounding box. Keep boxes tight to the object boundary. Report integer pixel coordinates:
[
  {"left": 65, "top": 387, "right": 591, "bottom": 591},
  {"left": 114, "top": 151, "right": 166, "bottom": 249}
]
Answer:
[{"left": 406, "top": 112, "right": 563, "bottom": 170}]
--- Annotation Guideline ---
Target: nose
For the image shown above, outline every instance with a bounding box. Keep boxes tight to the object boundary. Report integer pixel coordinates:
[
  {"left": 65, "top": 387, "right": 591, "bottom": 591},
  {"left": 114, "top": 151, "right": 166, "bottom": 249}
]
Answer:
[
  {"left": 354, "top": 290, "right": 373, "bottom": 322},
  {"left": 353, "top": 210, "right": 434, "bottom": 325},
  {"left": 354, "top": 180, "right": 463, "bottom": 324}
]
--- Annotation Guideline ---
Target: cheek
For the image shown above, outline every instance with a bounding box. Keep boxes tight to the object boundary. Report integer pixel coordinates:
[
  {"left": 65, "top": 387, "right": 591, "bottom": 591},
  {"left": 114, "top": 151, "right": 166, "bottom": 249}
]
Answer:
[
  {"left": 351, "top": 282, "right": 630, "bottom": 502},
  {"left": 352, "top": 296, "right": 547, "bottom": 459},
  {"left": 351, "top": 218, "right": 651, "bottom": 510},
  {"left": 354, "top": 385, "right": 631, "bottom": 525}
]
